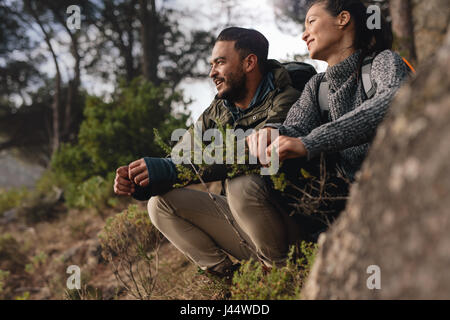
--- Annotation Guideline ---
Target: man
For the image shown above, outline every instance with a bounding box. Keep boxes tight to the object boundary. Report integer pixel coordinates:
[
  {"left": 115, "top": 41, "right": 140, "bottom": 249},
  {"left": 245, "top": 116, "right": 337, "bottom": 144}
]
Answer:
[{"left": 113, "top": 27, "right": 307, "bottom": 279}]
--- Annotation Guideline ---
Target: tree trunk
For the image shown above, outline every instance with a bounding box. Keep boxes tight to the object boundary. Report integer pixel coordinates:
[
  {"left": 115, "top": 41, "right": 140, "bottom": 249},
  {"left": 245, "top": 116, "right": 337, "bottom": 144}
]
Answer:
[
  {"left": 62, "top": 33, "right": 81, "bottom": 142},
  {"left": 300, "top": 0, "right": 450, "bottom": 299},
  {"left": 411, "top": 0, "right": 450, "bottom": 63},
  {"left": 139, "top": 0, "right": 159, "bottom": 84},
  {"left": 302, "top": 31, "right": 450, "bottom": 299},
  {"left": 389, "top": 0, "right": 417, "bottom": 63},
  {"left": 26, "top": 1, "right": 62, "bottom": 154}
]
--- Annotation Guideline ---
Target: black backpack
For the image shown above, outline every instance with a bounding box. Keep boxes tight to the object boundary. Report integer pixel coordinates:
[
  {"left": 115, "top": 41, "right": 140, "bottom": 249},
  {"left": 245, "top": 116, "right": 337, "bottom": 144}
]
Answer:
[{"left": 282, "top": 62, "right": 317, "bottom": 93}]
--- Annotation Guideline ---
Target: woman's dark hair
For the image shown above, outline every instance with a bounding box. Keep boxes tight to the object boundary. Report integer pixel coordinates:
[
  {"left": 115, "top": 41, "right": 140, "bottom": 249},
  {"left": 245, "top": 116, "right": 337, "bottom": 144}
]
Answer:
[
  {"left": 216, "top": 27, "right": 269, "bottom": 73},
  {"left": 307, "top": 0, "right": 393, "bottom": 60}
]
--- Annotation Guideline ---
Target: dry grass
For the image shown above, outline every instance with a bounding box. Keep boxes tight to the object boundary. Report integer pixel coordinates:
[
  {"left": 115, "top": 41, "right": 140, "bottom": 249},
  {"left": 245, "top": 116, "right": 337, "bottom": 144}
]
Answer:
[{"left": 0, "top": 199, "right": 230, "bottom": 300}]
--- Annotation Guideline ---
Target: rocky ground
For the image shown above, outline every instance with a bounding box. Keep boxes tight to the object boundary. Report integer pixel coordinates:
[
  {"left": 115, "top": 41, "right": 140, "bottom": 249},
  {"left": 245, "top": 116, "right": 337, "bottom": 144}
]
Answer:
[{"left": 0, "top": 199, "right": 228, "bottom": 300}]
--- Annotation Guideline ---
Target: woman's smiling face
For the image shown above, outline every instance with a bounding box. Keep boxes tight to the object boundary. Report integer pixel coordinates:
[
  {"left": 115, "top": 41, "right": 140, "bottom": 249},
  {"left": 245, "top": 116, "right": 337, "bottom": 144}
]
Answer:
[{"left": 302, "top": 3, "right": 351, "bottom": 62}]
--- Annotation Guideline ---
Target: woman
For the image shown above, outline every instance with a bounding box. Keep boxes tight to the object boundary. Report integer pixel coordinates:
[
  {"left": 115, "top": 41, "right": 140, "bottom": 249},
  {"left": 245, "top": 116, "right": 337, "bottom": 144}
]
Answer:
[
  {"left": 236, "top": 0, "right": 410, "bottom": 268},
  {"left": 248, "top": 0, "right": 409, "bottom": 184}
]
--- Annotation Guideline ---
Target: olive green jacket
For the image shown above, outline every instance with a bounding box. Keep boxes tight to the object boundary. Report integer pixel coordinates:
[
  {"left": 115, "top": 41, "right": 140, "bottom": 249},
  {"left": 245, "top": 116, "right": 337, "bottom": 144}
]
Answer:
[
  {"left": 172, "top": 59, "right": 301, "bottom": 190},
  {"left": 196, "top": 59, "right": 300, "bottom": 132},
  {"left": 132, "top": 60, "right": 301, "bottom": 200}
]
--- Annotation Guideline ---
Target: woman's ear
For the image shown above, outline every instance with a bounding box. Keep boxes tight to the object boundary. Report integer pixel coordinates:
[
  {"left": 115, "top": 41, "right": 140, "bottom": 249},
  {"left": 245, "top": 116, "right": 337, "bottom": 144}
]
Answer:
[{"left": 337, "top": 10, "right": 351, "bottom": 28}]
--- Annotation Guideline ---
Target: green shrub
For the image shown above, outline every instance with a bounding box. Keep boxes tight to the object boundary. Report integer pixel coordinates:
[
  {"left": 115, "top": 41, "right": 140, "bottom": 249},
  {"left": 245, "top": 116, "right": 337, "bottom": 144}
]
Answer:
[
  {"left": 0, "top": 187, "right": 30, "bottom": 215},
  {"left": 64, "top": 173, "right": 116, "bottom": 212},
  {"left": 98, "top": 204, "right": 163, "bottom": 299},
  {"left": 50, "top": 143, "right": 94, "bottom": 184},
  {"left": 230, "top": 242, "right": 318, "bottom": 300},
  {"left": 47, "top": 78, "right": 189, "bottom": 211},
  {"left": 75, "top": 78, "right": 189, "bottom": 177},
  {"left": 36, "top": 169, "right": 117, "bottom": 213}
]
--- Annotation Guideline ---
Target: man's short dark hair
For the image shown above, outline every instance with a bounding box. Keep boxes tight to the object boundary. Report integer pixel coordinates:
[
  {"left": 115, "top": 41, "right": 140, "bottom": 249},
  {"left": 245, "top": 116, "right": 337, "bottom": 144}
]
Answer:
[{"left": 216, "top": 27, "right": 269, "bottom": 73}]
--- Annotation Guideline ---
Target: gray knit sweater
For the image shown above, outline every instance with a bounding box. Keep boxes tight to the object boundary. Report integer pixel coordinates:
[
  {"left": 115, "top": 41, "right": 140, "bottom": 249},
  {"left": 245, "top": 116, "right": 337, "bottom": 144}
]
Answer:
[{"left": 269, "top": 49, "right": 408, "bottom": 181}]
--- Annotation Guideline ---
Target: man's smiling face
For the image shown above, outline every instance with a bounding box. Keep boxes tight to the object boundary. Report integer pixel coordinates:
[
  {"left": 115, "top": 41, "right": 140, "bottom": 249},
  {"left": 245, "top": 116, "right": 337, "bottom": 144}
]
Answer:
[{"left": 209, "top": 40, "right": 247, "bottom": 103}]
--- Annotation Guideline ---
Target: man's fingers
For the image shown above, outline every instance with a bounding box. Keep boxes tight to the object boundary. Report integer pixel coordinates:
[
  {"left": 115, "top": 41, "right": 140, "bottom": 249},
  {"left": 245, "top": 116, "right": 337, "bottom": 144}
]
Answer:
[
  {"left": 116, "top": 166, "right": 129, "bottom": 177},
  {"left": 114, "top": 182, "right": 134, "bottom": 195},
  {"left": 129, "top": 159, "right": 143, "bottom": 170},
  {"left": 129, "top": 165, "right": 146, "bottom": 180},
  {"left": 114, "top": 189, "right": 132, "bottom": 196},
  {"left": 134, "top": 171, "right": 148, "bottom": 185},
  {"left": 116, "top": 176, "right": 132, "bottom": 186},
  {"left": 114, "top": 180, "right": 135, "bottom": 193},
  {"left": 116, "top": 182, "right": 135, "bottom": 193},
  {"left": 139, "top": 178, "right": 150, "bottom": 187}
]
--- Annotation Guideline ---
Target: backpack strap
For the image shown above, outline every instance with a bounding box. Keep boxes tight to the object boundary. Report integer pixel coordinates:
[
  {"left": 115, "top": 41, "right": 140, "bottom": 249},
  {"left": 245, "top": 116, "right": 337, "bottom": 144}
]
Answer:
[
  {"left": 317, "top": 54, "right": 415, "bottom": 122},
  {"left": 361, "top": 55, "right": 416, "bottom": 99},
  {"left": 317, "top": 56, "right": 376, "bottom": 121},
  {"left": 402, "top": 57, "right": 416, "bottom": 74},
  {"left": 361, "top": 55, "right": 377, "bottom": 99},
  {"left": 317, "top": 75, "right": 330, "bottom": 123}
]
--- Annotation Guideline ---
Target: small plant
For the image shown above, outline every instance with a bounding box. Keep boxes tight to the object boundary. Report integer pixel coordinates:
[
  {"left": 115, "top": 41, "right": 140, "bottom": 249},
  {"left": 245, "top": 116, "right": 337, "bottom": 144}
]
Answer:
[
  {"left": 66, "top": 173, "right": 116, "bottom": 215},
  {"left": 25, "top": 251, "right": 48, "bottom": 275},
  {"left": 153, "top": 122, "right": 260, "bottom": 190},
  {"left": 0, "top": 270, "right": 10, "bottom": 298},
  {"left": 15, "top": 291, "right": 30, "bottom": 300},
  {"left": 0, "top": 233, "right": 29, "bottom": 272},
  {"left": 230, "top": 242, "right": 318, "bottom": 300},
  {"left": 98, "top": 204, "right": 163, "bottom": 300},
  {"left": 65, "top": 285, "right": 103, "bottom": 300}
]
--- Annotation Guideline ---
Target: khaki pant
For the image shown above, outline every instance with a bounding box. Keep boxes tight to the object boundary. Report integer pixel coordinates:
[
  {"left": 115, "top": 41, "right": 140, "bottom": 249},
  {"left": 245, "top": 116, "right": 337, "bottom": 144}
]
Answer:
[{"left": 147, "top": 174, "right": 304, "bottom": 270}]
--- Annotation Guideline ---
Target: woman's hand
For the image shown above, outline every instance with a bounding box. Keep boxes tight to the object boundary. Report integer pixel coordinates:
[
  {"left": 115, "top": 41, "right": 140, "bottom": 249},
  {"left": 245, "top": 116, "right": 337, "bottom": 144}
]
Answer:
[
  {"left": 267, "top": 136, "right": 308, "bottom": 162},
  {"left": 246, "top": 127, "right": 278, "bottom": 165}
]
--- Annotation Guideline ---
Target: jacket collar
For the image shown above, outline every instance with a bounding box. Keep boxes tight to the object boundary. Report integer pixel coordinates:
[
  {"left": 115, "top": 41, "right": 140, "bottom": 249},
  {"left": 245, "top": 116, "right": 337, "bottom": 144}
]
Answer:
[
  {"left": 224, "top": 71, "right": 275, "bottom": 122},
  {"left": 223, "top": 59, "right": 291, "bottom": 122}
]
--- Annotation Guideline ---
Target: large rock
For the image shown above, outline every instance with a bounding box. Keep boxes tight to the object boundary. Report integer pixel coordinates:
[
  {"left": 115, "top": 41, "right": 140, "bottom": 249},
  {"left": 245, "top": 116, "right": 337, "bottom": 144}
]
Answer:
[
  {"left": 301, "top": 30, "right": 450, "bottom": 299},
  {"left": 0, "top": 151, "right": 44, "bottom": 190}
]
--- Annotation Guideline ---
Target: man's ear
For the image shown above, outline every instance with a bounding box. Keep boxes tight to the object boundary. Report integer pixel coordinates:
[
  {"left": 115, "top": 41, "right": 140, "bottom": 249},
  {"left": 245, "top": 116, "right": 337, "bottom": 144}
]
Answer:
[
  {"left": 337, "top": 10, "right": 351, "bottom": 29},
  {"left": 243, "top": 54, "right": 258, "bottom": 73}
]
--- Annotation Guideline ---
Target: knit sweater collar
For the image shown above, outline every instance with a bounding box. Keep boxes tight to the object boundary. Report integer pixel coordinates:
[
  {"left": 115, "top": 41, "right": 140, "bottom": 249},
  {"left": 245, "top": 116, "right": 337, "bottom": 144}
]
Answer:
[{"left": 325, "top": 50, "right": 362, "bottom": 90}]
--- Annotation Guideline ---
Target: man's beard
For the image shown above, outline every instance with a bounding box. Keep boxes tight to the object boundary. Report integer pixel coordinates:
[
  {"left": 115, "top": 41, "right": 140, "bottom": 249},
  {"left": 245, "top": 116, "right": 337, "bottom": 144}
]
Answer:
[{"left": 217, "top": 71, "right": 247, "bottom": 103}]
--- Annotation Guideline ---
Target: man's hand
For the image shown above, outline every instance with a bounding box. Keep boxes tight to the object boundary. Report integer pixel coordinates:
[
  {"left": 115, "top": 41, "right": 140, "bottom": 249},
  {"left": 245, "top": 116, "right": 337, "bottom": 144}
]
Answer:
[
  {"left": 266, "top": 136, "right": 308, "bottom": 162},
  {"left": 129, "top": 158, "right": 150, "bottom": 187},
  {"left": 114, "top": 166, "right": 135, "bottom": 196},
  {"left": 246, "top": 127, "right": 278, "bottom": 165}
]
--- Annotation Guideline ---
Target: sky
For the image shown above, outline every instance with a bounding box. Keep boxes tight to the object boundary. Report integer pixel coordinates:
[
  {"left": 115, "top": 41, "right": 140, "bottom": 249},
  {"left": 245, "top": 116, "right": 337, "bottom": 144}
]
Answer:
[{"left": 26, "top": 0, "right": 328, "bottom": 121}]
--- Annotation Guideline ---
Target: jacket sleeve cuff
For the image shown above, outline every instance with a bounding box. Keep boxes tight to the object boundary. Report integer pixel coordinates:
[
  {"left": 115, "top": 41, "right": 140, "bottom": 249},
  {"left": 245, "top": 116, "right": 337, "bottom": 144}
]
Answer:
[
  {"left": 263, "top": 123, "right": 291, "bottom": 136},
  {"left": 263, "top": 123, "right": 282, "bottom": 129},
  {"left": 131, "top": 157, "right": 178, "bottom": 201},
  {"left": 299, "top": 136, "right": 317, "bottom": 161}
]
